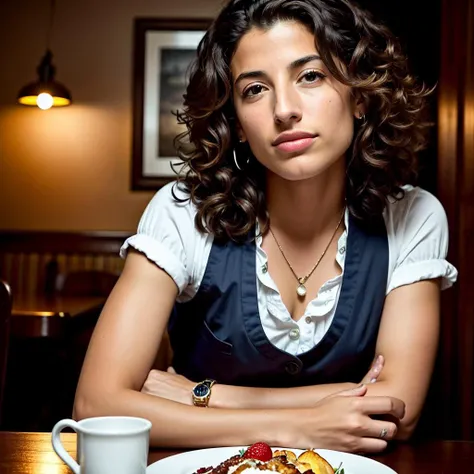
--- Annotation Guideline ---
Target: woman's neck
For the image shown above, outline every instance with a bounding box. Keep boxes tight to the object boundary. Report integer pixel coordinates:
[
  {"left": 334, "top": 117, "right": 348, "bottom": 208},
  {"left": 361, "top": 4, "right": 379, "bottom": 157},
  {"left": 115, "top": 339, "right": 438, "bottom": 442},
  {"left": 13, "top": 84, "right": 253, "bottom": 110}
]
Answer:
[{"left": 265, "top": 163, "right": 346, "bottom": 242}]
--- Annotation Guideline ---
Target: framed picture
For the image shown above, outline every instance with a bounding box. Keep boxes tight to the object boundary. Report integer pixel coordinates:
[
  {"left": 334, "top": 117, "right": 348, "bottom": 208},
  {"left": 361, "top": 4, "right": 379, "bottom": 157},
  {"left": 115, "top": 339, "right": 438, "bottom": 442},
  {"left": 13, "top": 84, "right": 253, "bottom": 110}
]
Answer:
[{"left": 131, "top": 18, "right": 212, "bottom": 190}]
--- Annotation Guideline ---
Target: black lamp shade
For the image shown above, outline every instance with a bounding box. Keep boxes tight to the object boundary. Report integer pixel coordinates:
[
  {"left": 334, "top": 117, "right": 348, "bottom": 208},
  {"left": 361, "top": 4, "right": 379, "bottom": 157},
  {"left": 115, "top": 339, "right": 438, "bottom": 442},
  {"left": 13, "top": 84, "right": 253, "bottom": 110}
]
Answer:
[
  {"left": 17, "top": 50, "right": 72, "bottom": 107},
  {"left": 17, "top": 80, "right": 72, "bottom": 106}
]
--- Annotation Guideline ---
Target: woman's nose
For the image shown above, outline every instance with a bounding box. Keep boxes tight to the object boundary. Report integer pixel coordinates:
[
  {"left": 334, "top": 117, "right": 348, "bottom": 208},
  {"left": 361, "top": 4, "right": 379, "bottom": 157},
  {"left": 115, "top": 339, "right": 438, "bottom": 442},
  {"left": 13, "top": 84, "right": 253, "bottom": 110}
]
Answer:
[{"left": 273, "top": 86, "right": 302, "bottom": 125}]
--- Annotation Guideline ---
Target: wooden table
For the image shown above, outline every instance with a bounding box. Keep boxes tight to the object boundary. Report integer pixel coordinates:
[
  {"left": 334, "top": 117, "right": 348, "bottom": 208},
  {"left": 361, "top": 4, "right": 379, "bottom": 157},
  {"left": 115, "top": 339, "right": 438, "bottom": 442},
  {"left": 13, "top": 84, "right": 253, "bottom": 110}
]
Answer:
[
  {"left": 11, "top": 295, "right": 105, "bottom": 338},
  {"left": 3, "top": 297, "right": 105, "bottom": 432},
  {"left": 0, "top": 432, "right": 472, "bottom": 473}
]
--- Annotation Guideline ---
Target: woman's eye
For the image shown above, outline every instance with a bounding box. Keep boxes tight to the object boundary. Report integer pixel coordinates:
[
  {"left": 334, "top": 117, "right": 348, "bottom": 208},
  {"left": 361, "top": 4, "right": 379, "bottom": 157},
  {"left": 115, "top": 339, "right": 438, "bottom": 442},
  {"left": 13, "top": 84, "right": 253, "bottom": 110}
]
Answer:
[
  {"left": 300, "top": 70, "right": 326, "bottom": 84},
  {"left": 243, "top": 84, "right": 265, "bottom": 98}
]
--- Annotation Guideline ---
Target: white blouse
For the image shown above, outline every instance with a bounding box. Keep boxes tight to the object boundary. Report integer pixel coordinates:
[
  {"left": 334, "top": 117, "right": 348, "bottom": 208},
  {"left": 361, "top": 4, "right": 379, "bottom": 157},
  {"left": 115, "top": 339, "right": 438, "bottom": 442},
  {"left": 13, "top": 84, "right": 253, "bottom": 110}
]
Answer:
[{"left": 120, "top": 182, "right": 458, "bottom": 356}]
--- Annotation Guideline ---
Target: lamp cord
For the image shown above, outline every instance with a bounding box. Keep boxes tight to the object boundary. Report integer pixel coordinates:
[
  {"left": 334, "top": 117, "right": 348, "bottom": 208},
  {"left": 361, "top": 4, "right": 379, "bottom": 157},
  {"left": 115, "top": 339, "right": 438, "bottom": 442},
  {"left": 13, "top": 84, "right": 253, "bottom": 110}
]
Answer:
[{"left": 46, "top": 0, "right": 56, "bottom": 50}]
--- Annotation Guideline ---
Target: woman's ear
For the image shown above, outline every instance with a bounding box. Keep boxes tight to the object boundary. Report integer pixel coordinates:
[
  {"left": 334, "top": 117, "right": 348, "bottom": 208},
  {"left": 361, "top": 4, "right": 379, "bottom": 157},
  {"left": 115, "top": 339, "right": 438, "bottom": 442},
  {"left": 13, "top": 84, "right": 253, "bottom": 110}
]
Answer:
[
  {"left": 235, "top": 120, "right": 247, "bottom": 143},
  {"left": 353, "top": 93, "right": 366, "bottom": 119}
]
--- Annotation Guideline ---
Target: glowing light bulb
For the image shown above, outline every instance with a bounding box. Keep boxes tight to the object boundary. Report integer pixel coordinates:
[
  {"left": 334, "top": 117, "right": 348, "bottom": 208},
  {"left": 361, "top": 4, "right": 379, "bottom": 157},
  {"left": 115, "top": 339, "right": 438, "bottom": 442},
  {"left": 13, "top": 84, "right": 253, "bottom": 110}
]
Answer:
[{"left": 37, "top": 93, "right": 53, "bottom": 110}]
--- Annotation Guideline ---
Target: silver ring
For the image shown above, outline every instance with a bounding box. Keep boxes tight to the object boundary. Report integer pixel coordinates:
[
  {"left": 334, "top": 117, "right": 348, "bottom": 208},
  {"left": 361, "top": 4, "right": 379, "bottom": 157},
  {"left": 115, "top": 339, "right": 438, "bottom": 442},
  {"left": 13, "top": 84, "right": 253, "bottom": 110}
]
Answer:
[{"left": 379, "top": 428, "right": 388, "bottom": 439}]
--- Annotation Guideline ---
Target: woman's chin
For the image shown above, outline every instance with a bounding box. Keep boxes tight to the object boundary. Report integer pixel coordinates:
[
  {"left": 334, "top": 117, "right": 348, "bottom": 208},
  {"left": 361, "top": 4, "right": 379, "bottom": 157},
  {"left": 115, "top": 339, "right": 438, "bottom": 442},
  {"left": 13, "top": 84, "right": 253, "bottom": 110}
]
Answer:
[{"left": 267, "top": 163, "right": 338, "bottom": 183}]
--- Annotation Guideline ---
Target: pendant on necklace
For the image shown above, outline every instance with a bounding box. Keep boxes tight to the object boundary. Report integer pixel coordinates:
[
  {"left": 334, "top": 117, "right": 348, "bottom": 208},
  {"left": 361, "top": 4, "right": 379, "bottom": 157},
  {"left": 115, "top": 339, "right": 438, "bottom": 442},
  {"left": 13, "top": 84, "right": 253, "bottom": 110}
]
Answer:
[{"left": 297, "top": 283, "right": 307, "bottom": 297}]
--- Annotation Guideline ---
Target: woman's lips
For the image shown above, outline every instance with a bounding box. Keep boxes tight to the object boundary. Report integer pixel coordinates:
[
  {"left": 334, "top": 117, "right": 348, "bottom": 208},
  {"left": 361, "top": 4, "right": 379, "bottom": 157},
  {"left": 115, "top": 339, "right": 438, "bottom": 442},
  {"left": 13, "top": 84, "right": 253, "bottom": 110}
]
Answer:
[{"left": 275, "top": 137, "right": 315, "bottom": 153}]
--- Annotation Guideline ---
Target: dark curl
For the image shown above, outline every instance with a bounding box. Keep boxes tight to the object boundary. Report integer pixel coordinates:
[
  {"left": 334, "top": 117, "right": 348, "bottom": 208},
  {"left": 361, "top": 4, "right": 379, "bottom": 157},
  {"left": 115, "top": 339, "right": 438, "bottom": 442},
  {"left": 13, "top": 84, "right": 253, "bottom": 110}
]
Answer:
[{"left": 173, "top": 0, "right": 432, "bottom": 242}]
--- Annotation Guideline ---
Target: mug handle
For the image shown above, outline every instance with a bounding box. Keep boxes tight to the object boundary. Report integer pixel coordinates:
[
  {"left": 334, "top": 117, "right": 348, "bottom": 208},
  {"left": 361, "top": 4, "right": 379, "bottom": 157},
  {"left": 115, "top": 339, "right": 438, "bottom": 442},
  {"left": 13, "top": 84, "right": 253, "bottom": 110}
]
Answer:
[{"left": 51, "top": 418, "right": 81, "bottom": 474}]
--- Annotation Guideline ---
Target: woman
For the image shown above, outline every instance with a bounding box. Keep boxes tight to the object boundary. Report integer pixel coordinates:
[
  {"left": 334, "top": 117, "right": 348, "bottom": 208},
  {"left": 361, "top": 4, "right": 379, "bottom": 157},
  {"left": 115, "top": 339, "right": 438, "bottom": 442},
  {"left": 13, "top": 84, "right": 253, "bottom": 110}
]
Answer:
[{"left": 74, "top": 0, "right": 457, "bottom": 453}]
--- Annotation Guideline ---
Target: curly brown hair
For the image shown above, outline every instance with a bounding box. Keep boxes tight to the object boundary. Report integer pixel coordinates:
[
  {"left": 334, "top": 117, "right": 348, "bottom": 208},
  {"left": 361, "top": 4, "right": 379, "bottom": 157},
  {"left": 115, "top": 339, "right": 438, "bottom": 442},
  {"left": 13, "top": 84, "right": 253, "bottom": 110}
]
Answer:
[{"left": 173, "top": 0, "right": 431, "bottom": 242}]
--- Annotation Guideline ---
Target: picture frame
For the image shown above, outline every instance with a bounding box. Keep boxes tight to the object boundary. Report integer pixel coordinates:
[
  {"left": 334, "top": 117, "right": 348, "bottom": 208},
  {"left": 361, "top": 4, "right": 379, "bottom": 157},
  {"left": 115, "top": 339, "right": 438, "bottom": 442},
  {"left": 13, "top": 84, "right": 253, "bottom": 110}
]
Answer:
[{"left": 131, "top": 18, "right": 212, "bottom": 190}]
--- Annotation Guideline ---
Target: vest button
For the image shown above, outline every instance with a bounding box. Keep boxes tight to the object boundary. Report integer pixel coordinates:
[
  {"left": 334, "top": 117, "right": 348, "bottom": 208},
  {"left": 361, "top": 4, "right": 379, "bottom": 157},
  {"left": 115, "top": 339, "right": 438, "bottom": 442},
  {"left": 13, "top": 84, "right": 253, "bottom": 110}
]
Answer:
[
  {"left": 285, "top": 361, "right": 301, "bottom": 375},
  {"left": 289, "top": 328, "right": 300, "bottom": 340}
]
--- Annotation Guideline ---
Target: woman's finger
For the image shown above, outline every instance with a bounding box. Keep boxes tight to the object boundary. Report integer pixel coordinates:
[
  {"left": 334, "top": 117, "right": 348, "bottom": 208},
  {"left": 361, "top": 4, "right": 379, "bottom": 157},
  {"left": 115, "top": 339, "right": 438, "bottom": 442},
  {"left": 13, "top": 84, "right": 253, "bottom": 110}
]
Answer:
[
  {"left": 360, "top": 396, "right": 405, "bottom": 419},
  {"left": 332, "top": 384, "right": 368, "bottom": 398},
  {"left": 361, "top": 354, "right": 384, "bottom": 384},
  {"left": 357, "top": 438, "right": 388, "bottom": 453},
  {"left": 366, "top": 419, "right": 398, "bottom": 440}
]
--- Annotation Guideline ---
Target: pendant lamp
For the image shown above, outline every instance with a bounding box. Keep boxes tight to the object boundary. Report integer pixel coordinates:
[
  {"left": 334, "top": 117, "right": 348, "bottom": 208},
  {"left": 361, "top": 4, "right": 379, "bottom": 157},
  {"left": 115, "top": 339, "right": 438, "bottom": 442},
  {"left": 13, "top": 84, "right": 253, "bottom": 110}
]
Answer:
[{"left": 17, "top": 0, "right": 72, "bottom": 110}]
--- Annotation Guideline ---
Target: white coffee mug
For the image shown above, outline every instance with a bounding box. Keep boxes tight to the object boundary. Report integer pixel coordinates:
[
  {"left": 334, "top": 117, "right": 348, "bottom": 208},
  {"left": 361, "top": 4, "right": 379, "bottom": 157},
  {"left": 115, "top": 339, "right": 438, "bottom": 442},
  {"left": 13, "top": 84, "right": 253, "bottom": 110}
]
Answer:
[{"left": 52, "top": 416, "right": 152, "bottom": 474}]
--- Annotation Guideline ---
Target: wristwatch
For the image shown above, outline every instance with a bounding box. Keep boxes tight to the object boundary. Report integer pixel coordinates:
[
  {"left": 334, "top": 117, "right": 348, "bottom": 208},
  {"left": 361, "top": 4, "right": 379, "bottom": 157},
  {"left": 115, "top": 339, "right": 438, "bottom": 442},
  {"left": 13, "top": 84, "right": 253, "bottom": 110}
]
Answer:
[{"left": 192, "top": 379, "right": 216, "bottom": 407}]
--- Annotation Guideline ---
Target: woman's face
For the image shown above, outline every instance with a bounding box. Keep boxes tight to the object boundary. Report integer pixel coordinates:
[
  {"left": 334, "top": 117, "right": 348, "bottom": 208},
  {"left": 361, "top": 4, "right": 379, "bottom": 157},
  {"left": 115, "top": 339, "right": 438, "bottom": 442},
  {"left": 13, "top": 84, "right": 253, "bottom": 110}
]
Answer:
[{"left": 231, "top": 21, "right": 360, "bottom": 181}]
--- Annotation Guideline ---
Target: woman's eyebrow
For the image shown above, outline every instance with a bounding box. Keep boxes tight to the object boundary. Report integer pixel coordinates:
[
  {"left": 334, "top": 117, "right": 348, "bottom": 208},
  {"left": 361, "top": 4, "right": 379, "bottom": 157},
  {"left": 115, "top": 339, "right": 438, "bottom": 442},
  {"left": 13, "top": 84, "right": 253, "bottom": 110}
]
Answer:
[
  {"left": 234, "top": 70, "right": 267, "bottom": 87},
  {"left": 289, "top": 54, "right": 322, "bottom": 70},
  {"left": 234, "top": 54, "right": 322, "bottom": 87}
]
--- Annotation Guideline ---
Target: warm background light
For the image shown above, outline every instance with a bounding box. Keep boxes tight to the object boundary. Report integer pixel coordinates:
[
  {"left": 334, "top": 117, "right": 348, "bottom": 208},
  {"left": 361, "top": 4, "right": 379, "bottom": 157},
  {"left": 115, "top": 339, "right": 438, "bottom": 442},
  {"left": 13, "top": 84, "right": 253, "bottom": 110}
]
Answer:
[{"left": 0, "top": 0, "right": 222, "bottom": 232}]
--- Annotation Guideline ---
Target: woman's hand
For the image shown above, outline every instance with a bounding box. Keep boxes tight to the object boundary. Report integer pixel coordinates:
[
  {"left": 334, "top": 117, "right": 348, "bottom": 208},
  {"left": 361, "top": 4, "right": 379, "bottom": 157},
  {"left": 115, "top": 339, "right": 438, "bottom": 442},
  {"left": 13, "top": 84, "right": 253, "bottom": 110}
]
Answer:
[
  {"left": 141, "top": 367, "right": 195, "bottom": 405},
  {"left": 361, "top": 354, "right": 385, "bottom": 384},
  {"left": 288, "top": 384, "right": 405, "bottom": 453}
]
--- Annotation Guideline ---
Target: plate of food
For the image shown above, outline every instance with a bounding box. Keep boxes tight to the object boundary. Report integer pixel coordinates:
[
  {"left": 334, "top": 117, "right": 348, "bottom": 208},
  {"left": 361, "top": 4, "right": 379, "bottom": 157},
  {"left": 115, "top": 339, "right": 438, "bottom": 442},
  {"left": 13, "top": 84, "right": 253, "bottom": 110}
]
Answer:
[{"left": 147, "top": 442, "right": 397, "bottom": 473}]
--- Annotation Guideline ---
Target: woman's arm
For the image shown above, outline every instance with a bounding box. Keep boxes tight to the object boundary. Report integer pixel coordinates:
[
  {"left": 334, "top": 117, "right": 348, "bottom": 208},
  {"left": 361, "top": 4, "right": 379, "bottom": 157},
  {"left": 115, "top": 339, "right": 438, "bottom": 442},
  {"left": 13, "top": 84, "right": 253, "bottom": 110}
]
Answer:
[
  {"left": 73, "top": 250, "right": 404, "bottom": 452},
  {"left": 362, "top": 279, "right": 440, "bottom": 439},
  {"left": 74, "top": 250, "right": 282, "bottom": 447},
  {"left": 213, "top": 355, "right": 383, "bottom": 407},
  {"left": 141, "top": 357, "right": 384, "bottom": 409},
  {"left": 141, "top": 278, "right": 438, "bottom": 439}
]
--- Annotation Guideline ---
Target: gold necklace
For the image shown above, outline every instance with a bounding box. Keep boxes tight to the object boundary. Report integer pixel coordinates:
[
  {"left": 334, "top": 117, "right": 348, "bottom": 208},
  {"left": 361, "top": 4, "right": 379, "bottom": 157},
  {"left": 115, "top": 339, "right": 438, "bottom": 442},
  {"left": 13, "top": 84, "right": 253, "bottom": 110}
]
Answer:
[{"left": 269, "top": 209, "right": 345, "bottom": 297}]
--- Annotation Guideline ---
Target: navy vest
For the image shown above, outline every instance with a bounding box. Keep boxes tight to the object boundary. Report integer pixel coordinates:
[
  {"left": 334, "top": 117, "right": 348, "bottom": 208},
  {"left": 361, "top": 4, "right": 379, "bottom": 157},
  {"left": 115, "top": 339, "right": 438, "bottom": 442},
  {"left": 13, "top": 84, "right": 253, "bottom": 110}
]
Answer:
[{"left": 168, "top": 216, "right": 388, "bottom": 388}]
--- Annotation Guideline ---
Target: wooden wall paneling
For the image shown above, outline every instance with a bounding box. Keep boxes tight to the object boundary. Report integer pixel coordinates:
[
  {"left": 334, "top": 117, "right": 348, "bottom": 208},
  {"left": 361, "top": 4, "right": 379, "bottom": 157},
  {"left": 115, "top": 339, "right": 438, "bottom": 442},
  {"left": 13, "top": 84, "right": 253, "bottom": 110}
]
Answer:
[
  {"left": 0, "top": 231, "right": 130, "bottom": 255},
  {"left": 83, "top": 255, "right": 94, "bottom": 271},
  {"left": 438, "top": 0, "right": 474, "bottom": 439},
  {"left": 460, "top": 0, "right": 474, "bottom": 439},
  {"left": 0, "top": 231, "right": 130, "bottom": 297},
  {"left": 38, "top": 253, "right": 50, "bottom": 294},
  {"left": 27, "top": 254, "right": 39, "bottom": 299},
  {"left": 56, "top": 254, "right": 67, "bottom": 277},
  {"left": 94, "top": 255, "right": 105, "bottom": 272},
  {"left": 14, "top": 255, "right": 24, "bottom": 297}
]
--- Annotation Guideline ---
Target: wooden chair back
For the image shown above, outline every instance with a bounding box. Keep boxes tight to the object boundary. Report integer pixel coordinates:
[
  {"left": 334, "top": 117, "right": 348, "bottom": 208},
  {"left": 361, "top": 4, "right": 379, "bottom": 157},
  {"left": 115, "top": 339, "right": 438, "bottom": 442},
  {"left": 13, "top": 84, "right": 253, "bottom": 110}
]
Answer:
[{"left": 0, "top": 280, "right": 12, "bottom": 426}]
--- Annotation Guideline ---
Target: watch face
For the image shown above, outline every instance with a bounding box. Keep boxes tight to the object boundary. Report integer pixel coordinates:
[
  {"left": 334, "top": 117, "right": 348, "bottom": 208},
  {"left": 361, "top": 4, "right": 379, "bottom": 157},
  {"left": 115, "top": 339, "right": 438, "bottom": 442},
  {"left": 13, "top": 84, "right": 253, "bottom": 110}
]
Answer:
[{"left": 193, "top": 384, "right": 210, "bottom": 398}]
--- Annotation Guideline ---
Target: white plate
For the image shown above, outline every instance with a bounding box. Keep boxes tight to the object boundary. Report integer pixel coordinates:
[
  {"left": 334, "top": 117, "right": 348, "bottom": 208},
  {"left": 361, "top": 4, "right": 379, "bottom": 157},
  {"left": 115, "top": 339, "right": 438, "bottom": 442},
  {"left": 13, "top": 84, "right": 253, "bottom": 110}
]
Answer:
[{"left": 147, "top": 446, "right": 397, "bottom": 474}]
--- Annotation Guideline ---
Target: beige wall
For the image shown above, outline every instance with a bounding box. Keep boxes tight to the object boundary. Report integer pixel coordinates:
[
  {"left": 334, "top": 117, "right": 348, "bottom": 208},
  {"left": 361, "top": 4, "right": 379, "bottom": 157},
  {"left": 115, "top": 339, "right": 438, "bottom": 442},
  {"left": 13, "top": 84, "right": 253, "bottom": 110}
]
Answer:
[{"left": 0, "top": 0, "right": 222, "bottom": 231}]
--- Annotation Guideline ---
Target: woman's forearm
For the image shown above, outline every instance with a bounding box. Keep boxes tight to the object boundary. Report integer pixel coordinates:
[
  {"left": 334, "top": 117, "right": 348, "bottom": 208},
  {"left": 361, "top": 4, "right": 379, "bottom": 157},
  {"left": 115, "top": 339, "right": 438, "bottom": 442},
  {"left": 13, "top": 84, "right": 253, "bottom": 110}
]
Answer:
[
  {"left": 74, "top": 388, "right": 288, "bottom": 448},
  {"left": 140, "top": 357, "right": 383, "bottom": 411},
  {"left": 207, "top": 356, "right": 383, "bottom": 410},
  {"left": 206, "top": 380, "right": 416, "bottom": 439},
  {"left": 210, "top": 382, "right": 357, "bottom": 409},
  {"left": 74, "top": 384, "right": 406, "bottom": 452}
]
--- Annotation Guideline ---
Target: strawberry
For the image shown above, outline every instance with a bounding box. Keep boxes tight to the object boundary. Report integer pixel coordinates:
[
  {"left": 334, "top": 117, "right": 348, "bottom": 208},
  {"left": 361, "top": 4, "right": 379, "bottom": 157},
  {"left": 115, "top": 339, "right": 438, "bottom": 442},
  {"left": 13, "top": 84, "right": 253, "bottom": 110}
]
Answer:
[{"left": 243, "top": 442, "right": 273, "bottom": 462}]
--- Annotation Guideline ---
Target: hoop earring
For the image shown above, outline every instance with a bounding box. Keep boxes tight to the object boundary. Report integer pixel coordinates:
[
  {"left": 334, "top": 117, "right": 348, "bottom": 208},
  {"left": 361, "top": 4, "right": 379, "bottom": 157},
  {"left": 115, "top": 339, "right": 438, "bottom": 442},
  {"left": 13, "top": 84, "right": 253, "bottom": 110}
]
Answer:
[
  {"left": 233, "top": 148, "right": 249, "bottom": 171},
  {"left": 357, "top": 113, "right": 366, "bottom": 123}
]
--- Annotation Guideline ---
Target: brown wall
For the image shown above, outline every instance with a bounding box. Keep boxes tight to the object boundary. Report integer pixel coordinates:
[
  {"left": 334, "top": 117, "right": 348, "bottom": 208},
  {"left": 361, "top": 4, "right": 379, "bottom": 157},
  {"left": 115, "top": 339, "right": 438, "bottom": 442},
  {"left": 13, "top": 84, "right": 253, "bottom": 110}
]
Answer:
[{"left": 0, "top": 0, "right": 222, "bottom": 231}]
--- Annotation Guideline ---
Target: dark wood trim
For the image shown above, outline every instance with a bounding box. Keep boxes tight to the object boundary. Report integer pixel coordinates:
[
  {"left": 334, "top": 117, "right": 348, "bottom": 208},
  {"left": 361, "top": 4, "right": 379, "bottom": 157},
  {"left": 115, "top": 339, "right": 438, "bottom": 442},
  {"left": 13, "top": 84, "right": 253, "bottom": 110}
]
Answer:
[
  {"left": 437, "top": 0, "right": 474, "bottom": 440},
  {"left": 0, "top": 230, "right": 131, "bottom": 255},
  {"left": 131, "top": 18, "right": 212, "bottom": 191},
  {"left": 0, "top": 280, "right": 12, "bottom": 425}
]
